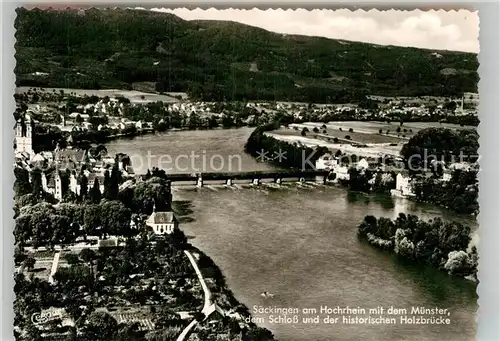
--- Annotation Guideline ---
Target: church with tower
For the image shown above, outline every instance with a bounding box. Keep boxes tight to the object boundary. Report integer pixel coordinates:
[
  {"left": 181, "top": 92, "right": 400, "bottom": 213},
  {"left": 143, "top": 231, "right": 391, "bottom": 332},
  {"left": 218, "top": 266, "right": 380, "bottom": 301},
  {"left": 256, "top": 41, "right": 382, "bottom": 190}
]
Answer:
[{"left": 14, "top": 114, "right": 34, "bottom": 157}]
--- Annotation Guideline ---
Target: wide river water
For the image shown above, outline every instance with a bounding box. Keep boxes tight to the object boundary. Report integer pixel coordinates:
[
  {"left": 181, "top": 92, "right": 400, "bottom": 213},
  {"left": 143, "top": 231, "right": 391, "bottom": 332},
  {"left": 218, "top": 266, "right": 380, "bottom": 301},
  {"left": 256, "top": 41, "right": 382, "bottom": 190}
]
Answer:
[{"left": 106, "top": 127, "right": 478, "bottom": 341}]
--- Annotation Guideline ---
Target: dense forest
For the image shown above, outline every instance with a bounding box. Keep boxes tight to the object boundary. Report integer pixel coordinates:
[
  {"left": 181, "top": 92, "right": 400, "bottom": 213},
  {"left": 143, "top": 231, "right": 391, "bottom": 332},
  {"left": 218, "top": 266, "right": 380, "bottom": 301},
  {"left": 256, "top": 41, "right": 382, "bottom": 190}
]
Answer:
[{"left": 15, "top": 8, "right": 478, "bottom": 103}]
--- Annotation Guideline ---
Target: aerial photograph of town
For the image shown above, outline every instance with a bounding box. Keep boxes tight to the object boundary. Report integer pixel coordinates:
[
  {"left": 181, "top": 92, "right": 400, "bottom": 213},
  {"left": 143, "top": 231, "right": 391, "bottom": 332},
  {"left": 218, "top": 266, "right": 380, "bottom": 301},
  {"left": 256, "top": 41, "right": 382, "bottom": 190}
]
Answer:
[{"left": 12, "top": 7, "right": 479, "bottom": 341}]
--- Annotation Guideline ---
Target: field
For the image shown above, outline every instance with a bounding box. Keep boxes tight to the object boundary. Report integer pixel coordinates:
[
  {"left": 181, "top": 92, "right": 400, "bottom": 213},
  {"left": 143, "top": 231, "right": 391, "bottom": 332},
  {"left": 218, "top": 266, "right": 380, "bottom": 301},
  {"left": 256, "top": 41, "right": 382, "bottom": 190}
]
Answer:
[
  {"left": 278, "top": 125, "right": 405, "bottom": 144},
  {"left": 267, "top": 121, "right": 476, "bottom": 158},
  {"left": 16, "top": 87, "right": 183, "bottom": 104}
]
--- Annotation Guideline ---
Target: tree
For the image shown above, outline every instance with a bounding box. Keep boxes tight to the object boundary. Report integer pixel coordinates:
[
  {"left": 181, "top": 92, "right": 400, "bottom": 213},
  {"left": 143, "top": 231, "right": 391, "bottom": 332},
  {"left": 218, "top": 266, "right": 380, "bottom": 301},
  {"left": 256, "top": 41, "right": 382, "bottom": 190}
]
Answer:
[
  {"left": 103, "top": 171, "right": 111, "bottom": 197},
  {"left": 100, "top": 200, "right": 132, "bottom": 237},
  {"left": 88, "top": 179, "right": 101, "bottom": 203},
  {"left": 23, "top": 256, "right": 36, "bottom": 271},
  {"left": 221, "top": 114, "right": 234, "bottom": 128},
  {"left": 80, "top": 175, "right": 88, "bottom": 199},
  {"left": 51, "top": 214, "right": 72, "bottom": 244},
  {"left": 75, "top": 114, "right": 84, "bottom": 125},
  {"left": 31, "top": 169, "right": 43, "bottom": 197},
  {"left": 105, "top": 164, "right": 120, "bottom": 200},
  {"left": 81, "top": 311, "right": 118, "bottom": 341},
  {"left": 83, "top": 204, "right": 101, "bottom": 238},
  {"left": 443, "top": 100, "right": 458, "bottom": 112},
  {"left": 301, "top": 127, "right": 308, "bottom": 136},
  {"left": 14, "top": 167, "right": 32, "bottom": 197},
  {"left": 79, "top": 249, "right": 96, "bottom": 291},
  {"left": 400, "top": 127, "right": 479, "bottom": 167},
  {"left": 312, "top": 127, "right": 319, "bottom": 133},
  {"left": 243, "top": 327, "right": 275, "bottom": 341},
  {"left": 193, "top": 311, "right": 205, "bottom": 322},
  {"left": 444, "top": 251, "right": 474, "bottom": 276},
  {"left": 348, "top": 128, "right": 354, "bottom": 133},
  {"left": 133, "top": 177, "right": 172, "bottom": 214},
  {"left": 207, "top": 115, "right": 218, "bottom": 129},
  {"left": 14, "top": 245, "right": 27, "bottom": 265},
  {"left": 79, "top": 248, "right": 95, "bottom": 264},
  {"left": 378, "top": 129, "right": 383, "bottom": 134}
]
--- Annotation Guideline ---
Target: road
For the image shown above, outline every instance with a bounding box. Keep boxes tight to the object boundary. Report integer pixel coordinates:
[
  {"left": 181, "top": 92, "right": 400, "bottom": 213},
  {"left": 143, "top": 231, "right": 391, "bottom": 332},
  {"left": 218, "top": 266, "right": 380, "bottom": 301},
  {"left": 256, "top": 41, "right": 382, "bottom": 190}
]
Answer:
[
  {"left": 48, "top": 252, "right": 60, "bottom": 284},
  {"left": 176, "top": 250, "right": 213, "bottom": 341}
]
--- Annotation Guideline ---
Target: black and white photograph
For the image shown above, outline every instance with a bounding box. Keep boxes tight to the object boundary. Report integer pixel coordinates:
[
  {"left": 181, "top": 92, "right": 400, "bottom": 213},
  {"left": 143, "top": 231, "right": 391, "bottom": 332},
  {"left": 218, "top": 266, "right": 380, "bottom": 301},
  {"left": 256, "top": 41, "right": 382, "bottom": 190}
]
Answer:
[{"left": 11, "top": 6, "right": 480, "bottom": 341}]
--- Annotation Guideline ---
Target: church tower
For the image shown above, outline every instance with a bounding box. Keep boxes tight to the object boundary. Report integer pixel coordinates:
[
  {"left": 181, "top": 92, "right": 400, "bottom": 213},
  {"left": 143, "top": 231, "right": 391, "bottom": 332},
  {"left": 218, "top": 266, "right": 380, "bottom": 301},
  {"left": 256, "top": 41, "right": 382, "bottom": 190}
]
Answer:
[
  {"left": 14, "top": 114, "right": 34, "bottom": 157},
  {"left": 54, "top": 171, "right": 62, "bottom": 201}
]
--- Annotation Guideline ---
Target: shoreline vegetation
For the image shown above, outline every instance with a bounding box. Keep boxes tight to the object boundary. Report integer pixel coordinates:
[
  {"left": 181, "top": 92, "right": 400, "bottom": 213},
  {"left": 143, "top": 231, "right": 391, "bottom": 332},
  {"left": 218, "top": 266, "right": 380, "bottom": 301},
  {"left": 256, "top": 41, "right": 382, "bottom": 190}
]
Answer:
[{"left": 357, "top": 214, "right": 478, "bottom": 281}]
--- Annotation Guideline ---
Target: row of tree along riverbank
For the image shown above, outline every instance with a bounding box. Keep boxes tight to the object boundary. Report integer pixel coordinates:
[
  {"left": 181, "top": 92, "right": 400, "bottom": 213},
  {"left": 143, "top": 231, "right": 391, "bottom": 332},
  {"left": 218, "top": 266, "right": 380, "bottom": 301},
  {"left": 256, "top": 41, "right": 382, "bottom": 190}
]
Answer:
[{"left": 358, "top": 214, "right": 477, "bottom": 281}]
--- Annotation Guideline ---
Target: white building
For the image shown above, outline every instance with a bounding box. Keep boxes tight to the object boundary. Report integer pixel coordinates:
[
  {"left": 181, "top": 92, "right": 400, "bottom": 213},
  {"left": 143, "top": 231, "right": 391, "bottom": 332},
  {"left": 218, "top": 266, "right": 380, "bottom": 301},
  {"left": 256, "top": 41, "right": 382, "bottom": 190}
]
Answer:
[
  {"left": 146, "top": 207, "right": 179, "bottom": 235},
  {"left": 392, "top": 173, "right": 415, "bottom": 197},
  {"left": 334, "top": 165, "right": 350, "bottom": 181},
  {"left": 442, "top": 170, "right": 452, "bottom": 182},
  {"left": 356, "top": 158, "right": 369, "bottom": 170}
]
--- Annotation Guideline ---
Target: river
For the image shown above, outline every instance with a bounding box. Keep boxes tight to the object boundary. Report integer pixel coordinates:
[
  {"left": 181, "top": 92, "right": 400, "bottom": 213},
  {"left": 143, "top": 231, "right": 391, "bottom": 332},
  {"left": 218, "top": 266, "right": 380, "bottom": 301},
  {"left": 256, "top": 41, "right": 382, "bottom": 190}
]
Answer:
[
  {"left": 105, "top": 127, "right": 277, "bottom": 174},
  {"left": 106, "top": 127, "right": 477, "bottom": 341}
]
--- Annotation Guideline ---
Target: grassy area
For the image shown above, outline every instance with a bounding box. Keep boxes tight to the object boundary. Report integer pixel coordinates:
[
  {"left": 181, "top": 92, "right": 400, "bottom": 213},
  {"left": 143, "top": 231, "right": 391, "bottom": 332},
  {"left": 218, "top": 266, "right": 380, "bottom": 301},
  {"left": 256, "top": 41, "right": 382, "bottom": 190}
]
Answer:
[
  {"left": 321, "top": 121, "right": 475, "bottom": 135},
  {"left": 30, "top": 250, "right": 56, "bottom": 258},
  {"left": 273, "top": 126, "right": 404, "bottom": 145},
  {"left": 25, "top": 259, "right": 52, "bottom": 280}
]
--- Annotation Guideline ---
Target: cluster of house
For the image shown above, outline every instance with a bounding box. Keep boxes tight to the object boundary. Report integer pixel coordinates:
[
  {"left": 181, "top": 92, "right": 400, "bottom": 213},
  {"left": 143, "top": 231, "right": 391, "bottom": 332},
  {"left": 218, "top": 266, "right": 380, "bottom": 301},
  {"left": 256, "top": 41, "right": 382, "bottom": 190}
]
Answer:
[
  {"left": 315, "top": 152, "right": 478, "bottom": 197},
  {"left": 315, "top": 154, "right": 375, "bottom": 182},
  {"left": 14, "top": 114, "right": 180, "bottom": 237},
  {"left": 26, "top": 98, "right": 154, "bottom": 133},
  {"left": 14, "top": 114, "right": 133, "bottom": 198},
  {"left": 243, "top": 92, "right": 479, "bottom": 121}
]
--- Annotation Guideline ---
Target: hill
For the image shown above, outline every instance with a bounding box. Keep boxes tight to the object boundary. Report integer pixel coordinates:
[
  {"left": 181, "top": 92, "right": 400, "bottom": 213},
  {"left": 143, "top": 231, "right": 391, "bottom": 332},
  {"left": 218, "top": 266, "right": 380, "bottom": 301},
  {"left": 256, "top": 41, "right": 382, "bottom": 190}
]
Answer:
[{"left": 14, "top": 8, "right": 479, "bottom": 103}]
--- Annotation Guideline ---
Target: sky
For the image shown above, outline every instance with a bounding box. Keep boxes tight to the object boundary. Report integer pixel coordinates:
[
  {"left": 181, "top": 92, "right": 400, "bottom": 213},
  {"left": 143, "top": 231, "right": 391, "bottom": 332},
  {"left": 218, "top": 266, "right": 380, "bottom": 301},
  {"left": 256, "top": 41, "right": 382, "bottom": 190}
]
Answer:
[{"left": 149, "top": 8, "right": 479, "bottom": 53}]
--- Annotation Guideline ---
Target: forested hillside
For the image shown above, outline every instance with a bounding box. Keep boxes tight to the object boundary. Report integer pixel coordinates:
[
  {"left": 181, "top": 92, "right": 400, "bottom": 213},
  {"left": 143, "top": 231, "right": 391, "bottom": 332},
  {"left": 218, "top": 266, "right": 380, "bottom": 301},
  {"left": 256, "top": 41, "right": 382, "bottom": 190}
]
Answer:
[{"left": 15, "top": 8, "right": 479, "bottom": 102}]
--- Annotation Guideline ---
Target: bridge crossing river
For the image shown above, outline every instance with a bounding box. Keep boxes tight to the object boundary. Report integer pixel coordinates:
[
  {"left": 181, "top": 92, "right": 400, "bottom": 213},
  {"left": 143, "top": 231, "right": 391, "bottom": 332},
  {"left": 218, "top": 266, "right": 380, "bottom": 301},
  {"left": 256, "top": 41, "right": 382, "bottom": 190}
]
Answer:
[{"left": 168, "top": 170, "right": 329, "bottom": 187}]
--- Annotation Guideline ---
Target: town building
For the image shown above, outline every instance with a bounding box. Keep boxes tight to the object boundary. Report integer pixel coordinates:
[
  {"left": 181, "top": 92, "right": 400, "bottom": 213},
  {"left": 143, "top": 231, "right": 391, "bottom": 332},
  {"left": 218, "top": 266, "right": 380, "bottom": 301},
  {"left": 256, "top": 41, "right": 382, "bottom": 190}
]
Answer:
[
  {"left": 356, "top": 158, "right": 369, "bottom": 170},
  {"left": 334, "top": 165, "right": 350, "bottom": 181}
]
